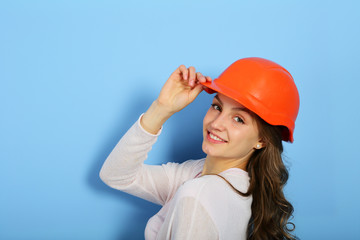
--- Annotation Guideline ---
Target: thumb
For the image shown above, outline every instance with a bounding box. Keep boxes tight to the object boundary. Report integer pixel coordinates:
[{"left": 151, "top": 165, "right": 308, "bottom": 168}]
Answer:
[{"left": 189, "top": 84, "right": 203, "bottom": 101}]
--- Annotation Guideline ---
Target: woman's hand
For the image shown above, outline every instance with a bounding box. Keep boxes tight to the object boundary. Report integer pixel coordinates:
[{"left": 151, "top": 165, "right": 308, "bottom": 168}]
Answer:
[
  {"left": 156, "top": 65, "right": 212, "bottom": 114},
  {"left": 141, "top": 65, "right": 212, "bottom": 135}
]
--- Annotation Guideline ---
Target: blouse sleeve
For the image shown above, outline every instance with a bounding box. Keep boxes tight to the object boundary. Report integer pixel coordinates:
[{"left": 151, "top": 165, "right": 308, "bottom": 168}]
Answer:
[{"left": 99, "top": 114, "right": 203, "bottom": 206}]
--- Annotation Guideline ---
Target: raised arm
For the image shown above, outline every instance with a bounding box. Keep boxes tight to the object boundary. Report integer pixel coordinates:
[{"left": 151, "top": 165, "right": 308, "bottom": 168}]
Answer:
[{"left": 100, "top": 65, "right": 211, "bottom": 205}]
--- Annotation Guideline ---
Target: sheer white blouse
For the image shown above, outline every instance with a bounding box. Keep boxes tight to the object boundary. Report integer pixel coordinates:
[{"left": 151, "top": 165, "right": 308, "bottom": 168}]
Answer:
[{"left": 100, "top": 115, "right": 252, "bottom": 240}]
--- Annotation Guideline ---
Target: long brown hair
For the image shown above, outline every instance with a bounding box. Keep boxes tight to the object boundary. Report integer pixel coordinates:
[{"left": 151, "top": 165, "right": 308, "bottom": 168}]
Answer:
[{"left": 244, "top": 116, "right": 297, "bottom": 240}]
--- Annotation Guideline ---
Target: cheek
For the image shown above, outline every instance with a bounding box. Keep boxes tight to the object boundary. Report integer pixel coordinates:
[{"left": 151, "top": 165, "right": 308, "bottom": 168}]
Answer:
[
  {"left": 230, "top": 128, "right": 259, "bottom": 148},
  {"left": 203, "top": 110, "right": 212, "bottom": 128}
]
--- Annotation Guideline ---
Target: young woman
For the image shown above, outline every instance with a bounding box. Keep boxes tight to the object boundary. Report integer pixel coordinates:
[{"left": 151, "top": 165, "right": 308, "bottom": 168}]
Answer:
[{"left": 100, "top": 57, "right": 300, "bottom": 240}]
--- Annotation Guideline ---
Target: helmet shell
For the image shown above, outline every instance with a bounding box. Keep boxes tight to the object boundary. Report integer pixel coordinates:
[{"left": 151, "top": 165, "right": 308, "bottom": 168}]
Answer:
[{"left": 201, "top": 57, "right": 300, "bottom": 142}]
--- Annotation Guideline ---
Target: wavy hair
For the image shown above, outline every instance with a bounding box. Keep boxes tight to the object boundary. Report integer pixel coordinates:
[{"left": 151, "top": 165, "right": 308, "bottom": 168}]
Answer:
[{"left": 244, "top": 116, "right": 297, "bottom": 240}]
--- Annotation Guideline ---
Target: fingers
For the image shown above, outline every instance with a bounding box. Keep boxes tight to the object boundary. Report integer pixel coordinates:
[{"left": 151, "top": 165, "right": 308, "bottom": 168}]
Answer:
[
  {"left": 177, "top": 65, "right": 195, "bottom": 87},
  {"left": 189, "top": 83, "right": 203, "bottom": 100},
  {"left": 196, "top": 72, "right": 205, "bottom": 83},
  {"left": 188, "top": 66, "right": 196, "bottom": 87},
  {"left": 178, "top": 65, "right": 188, "bottom": 80},
  {"left": 178, "top": 65, "right": 211, "bottom": 87}
]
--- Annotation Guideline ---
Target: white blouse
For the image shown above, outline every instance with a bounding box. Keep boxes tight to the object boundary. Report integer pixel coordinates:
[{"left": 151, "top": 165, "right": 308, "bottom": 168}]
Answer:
[{"left": 100, "top": 115, "right": 252, "bottom": 240}]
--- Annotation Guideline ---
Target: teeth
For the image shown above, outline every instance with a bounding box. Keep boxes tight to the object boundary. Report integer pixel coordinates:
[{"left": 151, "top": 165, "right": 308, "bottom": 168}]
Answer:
[{"left": 209, "top": 132, "right": 225, "bottom": 142}]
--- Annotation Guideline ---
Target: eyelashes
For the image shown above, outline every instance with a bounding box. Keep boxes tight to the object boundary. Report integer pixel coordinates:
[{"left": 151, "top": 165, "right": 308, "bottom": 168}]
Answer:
[
  {"left": 233, "top": 116, "right": 244, "bottom": 124},
  {"left": 210, "top": 103, "right": 245, "bottom": 124},
  {"left": 211, "top": 103, "right": 221, "bottom": 111}
]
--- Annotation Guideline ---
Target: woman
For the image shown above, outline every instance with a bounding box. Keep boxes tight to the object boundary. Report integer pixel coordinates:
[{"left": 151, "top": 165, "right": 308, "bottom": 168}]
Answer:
[{"left": 100, "top": 57, "right": 300, "bottom": 240}]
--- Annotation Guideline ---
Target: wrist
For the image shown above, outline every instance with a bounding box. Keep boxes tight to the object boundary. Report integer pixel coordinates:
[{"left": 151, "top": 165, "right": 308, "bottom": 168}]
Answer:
[
  {"left": 153, "top": 99, "right": 176, "bottom": 116},
  {"left": 140, "top": 100, "right": 173, "bottom": 135}
]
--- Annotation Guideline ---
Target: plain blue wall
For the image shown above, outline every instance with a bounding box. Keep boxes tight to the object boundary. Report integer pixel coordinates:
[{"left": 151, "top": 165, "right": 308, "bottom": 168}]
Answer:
[{"left": 1, "top": 0, "right": 359, "bottom": 239}]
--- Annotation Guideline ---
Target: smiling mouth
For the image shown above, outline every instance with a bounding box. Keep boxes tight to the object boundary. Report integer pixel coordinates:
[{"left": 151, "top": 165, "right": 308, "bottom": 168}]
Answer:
[{"left": 207, "top": 131, "right": 227, "bottom": 143}]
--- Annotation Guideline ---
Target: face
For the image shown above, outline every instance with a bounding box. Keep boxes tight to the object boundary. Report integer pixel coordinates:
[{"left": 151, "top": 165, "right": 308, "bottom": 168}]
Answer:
[{"left": 202, "top": 93, "right": 262, "bottom": 161}]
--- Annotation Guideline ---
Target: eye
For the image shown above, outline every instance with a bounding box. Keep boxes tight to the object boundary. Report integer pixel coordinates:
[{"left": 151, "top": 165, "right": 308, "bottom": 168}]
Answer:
[
  {"left": 234, "top": 116, "right": 244, "bottom": 124},
  {"left": 211, "top": 103, "right": 221, "bottom": 111}
]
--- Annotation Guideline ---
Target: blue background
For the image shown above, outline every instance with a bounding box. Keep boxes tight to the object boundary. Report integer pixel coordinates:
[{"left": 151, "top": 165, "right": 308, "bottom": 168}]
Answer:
[{"left": 1, "top": 0, "right": 359, "bottom": 239}]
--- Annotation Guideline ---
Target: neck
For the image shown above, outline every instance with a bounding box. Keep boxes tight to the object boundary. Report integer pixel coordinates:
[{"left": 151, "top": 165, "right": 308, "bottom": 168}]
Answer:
[{"left": 201, "top": 155, "right": 249, "bottom": 176}]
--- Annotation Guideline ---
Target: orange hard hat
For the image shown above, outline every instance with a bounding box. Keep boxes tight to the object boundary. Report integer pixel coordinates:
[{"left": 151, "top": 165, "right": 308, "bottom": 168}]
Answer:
[{"left": 201, "top": 57, "right": 300, "bottom": 143}]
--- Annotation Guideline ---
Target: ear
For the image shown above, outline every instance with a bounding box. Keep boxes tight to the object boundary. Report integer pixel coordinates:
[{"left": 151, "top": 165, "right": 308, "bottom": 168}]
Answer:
[{"left": 254, "top": 140, "right": 265, "bottom": 150}]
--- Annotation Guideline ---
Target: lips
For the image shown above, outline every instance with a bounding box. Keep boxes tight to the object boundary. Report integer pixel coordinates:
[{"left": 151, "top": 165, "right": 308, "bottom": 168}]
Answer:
[{"left": 207, "top": 131, "right": 227, "bottom": 143}]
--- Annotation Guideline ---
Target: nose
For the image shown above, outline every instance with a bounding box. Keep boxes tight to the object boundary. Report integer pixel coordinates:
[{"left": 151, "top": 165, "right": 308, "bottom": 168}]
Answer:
[{"left": 210, "top": 112, "right": 226, "bottom": 131}]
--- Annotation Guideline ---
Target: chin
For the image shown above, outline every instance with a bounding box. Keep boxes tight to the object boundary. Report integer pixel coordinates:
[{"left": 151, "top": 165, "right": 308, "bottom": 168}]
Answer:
[
  {"left": 202, "top": 141, "right": 219, "bottom": 157},
  {"left": 202, "top": 141, "right": 212, "bottom": 156}
]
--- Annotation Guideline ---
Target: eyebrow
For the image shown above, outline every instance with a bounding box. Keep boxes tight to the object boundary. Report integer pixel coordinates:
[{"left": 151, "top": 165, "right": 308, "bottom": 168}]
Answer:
[{"left": 215, "top": 94, "right": 250, "bottom": 112}]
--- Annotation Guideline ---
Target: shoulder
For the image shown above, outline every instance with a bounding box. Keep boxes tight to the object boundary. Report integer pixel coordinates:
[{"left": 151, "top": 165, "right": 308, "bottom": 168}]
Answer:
[{"left": 174, "top": 173, "right": 252, "bottom": 212}]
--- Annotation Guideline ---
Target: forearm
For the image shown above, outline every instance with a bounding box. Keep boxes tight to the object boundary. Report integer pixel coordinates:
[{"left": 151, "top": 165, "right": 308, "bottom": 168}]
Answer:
[
  {"left": 99, "top": 116, "right": 160, "bottom": 188},
  {"left": 99, "top": 114, "right": 202, "bottom": 205}
]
